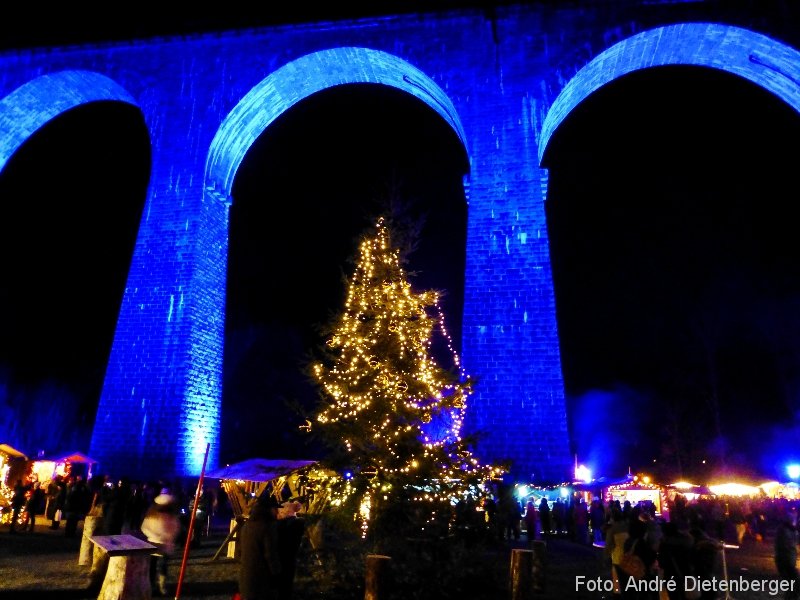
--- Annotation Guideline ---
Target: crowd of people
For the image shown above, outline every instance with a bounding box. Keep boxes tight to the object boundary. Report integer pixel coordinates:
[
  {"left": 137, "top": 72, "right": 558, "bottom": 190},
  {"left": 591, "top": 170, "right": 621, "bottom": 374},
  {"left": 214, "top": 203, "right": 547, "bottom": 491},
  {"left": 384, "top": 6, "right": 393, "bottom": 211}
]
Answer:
[
  {"left": 452, "top": 483, "right": 800, "bottom": 600},
  {"left": 5, "top": 471, "right": 800, "bottom": 599},
  {"left": 5, "top": 472, "right": 214, "bottom": 594},
  {"left": 4, "top": 471, "right": 307, "bottom": 599}
]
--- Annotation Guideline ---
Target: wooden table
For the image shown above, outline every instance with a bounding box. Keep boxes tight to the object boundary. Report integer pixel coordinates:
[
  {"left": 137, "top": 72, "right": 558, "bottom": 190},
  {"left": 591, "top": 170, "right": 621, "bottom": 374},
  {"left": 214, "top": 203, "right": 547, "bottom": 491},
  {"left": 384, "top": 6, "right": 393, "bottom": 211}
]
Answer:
[{"left": 89, "top": 534, "right": 157, "bottom": 600}]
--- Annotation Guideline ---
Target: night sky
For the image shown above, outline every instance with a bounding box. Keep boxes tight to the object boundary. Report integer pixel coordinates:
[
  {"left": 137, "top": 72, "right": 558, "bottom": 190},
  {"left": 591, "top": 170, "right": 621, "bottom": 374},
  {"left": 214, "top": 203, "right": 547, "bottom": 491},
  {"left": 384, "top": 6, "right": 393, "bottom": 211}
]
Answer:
[
  {"left": 2, "top": 11, "right": 800, "bottom": 483},
  {"left": 0, "top": 102, "right": 150, "bottom": 456},
  {"left": 543, "top": 65, "right": 800, "bottom": 480},
  {"left": 222, "top": 85, "right": 468, "bottom": 464}
]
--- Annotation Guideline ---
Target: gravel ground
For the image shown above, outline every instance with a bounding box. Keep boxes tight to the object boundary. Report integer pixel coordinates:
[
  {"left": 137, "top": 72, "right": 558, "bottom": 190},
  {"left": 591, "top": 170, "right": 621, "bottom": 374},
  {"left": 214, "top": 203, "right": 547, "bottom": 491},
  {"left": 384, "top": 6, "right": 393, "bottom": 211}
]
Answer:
[
  {"left": 0, "top": 520, "right": 238, "bottom": 600},
  {"left": 0, "top": 519, "right": 789, "bottom": 600}
]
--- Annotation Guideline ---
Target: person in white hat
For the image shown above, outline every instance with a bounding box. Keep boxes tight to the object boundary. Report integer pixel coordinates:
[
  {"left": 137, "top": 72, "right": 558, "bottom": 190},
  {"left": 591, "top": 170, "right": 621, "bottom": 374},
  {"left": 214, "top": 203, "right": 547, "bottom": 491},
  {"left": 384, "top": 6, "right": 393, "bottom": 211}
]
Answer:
[{"left": 140, "top": 489, "right": 181, "bottom": 597}]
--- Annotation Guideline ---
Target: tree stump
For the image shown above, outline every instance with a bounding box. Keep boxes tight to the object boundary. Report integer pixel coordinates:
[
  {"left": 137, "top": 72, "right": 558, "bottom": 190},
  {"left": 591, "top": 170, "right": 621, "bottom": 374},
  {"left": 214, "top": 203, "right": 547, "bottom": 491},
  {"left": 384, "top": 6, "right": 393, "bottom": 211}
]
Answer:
[
  {"left": 98, "top": 554, "right": 151, "bottom": 600},
  {"left": 364, "top": 554, "right": 391, "bottom": 600},
  {"left": 79, "top": 515, "right": 103, "bottom": 566},
  {"left": 531, "top": 539, "right": 547, "bottom": 592},
  {"left": 510, "top": 548, "right": 534, "bottom": 600},
  {"left": 88, "top": 545, "right": 110, "bottom": 592}
]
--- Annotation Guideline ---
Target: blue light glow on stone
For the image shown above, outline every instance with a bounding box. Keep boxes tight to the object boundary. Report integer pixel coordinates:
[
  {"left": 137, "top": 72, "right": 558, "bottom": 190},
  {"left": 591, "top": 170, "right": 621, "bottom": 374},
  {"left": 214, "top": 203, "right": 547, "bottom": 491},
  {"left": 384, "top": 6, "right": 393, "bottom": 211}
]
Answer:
[{"left": 0, "top": 9, "right": 794, "bottom": 483}]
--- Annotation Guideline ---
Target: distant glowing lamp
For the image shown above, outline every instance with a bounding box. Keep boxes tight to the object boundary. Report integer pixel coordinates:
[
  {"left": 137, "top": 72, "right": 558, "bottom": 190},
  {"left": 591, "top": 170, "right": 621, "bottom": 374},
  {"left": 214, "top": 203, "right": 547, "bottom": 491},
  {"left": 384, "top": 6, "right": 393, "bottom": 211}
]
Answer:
[
  {"left": 560, "top": 487, "right": 570, "bottom": 497},
  {"left": 708, "top": 482, "right": 759, "bottom": 497},
  {"left": 575, "top": 464, "right": 591, "bottom": 483},
  {"left": 786, "top": 482, "right": 799, "bottom": 499},
  {"left": 787, "top": 464, "right": 800, "bottom": 480},
  {"left": 672, "top": 481, "right": 696, "bottom": 490},
  {"left": 516, "top": 485, "right": 529, "bottom": 499}
]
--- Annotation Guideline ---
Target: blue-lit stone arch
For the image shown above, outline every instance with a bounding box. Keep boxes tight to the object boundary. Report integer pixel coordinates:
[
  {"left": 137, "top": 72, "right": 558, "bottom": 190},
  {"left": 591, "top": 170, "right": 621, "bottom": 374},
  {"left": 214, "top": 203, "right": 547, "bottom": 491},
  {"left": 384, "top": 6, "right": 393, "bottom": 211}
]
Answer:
[
  {"left": 539, "top": 23, "right": 800, "bottom": 163},
  {"left": 4, "top": 2, "right": 794, "bottom": 486},
  {"left": 206, "top": 46, "right": 468, "bottom": 200},
  {"left": 203, "top": 45, "right": 471, "bottom": 469},
  {"left": 0, "top": 70, "right": 137, "bottom": 171}
]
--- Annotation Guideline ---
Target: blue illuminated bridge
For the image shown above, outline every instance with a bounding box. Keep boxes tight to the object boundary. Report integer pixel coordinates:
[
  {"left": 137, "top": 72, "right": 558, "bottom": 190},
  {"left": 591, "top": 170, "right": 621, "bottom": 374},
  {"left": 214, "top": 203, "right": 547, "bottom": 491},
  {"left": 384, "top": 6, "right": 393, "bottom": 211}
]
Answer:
[{"left": 1, "top": 1, "right": 799, "bottom": 482}]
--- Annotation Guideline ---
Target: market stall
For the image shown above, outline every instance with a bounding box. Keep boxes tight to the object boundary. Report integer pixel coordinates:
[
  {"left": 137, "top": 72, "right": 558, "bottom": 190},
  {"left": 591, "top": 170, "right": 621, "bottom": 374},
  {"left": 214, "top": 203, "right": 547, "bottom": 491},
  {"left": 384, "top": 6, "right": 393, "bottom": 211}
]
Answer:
[
  {"left": 30, "top": 451, "right": 97, "bottom": 483},
  {"left": 0, "top": 444, "right": 29, "bottom": 487},
  {"left": 665, "top": 481, "right": 715, "bottom": 503},
  {"left": 205, "top": 458, "right": 334, "bottom": 560},
  {"left": 604, "top": 475, "right": 669, "bottom": 517},
  {"left": 0, "top": 444, "right": 30, "bottom": 525}
]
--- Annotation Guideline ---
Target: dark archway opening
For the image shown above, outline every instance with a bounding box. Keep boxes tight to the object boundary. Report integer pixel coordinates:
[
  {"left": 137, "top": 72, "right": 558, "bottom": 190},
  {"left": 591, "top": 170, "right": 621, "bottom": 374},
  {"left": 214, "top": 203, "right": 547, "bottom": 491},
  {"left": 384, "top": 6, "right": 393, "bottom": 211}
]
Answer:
[
  {"left": 223, "top": 84, "right": 469, "bottom": 464},
  {"left": 543, "top": 66, "right": 800, "bottom": 481},
  {"left": 0, "top": 101, "right": 150, "bottom": 456}
]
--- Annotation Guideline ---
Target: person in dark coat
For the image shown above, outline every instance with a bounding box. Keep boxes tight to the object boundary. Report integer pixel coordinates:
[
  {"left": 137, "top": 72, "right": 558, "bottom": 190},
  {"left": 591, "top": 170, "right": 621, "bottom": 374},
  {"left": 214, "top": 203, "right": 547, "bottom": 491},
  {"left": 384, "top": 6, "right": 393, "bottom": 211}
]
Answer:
[
  {"left": 48, "top": 476, "right": 67, "bottom": 529},
  {"left": 277, "top": 501, "right": 306, "bottom": 599},
  {"left": 63, "top": 476, "right": 91, "bottom": 538},
  {"left": 9, "top": 479, "right": 28, "bottom": 534},
  {"left": 103, "top": 477, "right": 133, "bottom": 535},
  {"left": 523, "top": 499, "right": 538, "bottom": 541},
  {"left": 538, "top": 498, "right": 552, "bottom": 537},
  {"left": 689, "top": 522, "right": 719, "bottom": 600},
  {"left": 23, "top": 481, "right": 46, "bottom": 531},
  {"left": 774, "top": 509, "right": 799, "bottom": 600},
  {"left": 589, "top": 497, "right": 606, "bottom": 545},
  {"left": 658, "top": 521, "right": 695, "bottom": 600},
  {"left": 238, "top": 494, "right": 283, "bottom": 600},
  {"left": 498, "top": 487, "right": 522, "bottom": 541}
]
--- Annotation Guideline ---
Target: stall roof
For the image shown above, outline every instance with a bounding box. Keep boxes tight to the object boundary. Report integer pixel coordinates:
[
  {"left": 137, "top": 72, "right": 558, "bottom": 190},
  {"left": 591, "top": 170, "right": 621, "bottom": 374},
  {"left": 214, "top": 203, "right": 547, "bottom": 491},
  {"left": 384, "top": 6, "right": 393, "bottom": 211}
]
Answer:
[
  {"left": 37, "top": 451, "right": 98, "bottom": 464},
  {"left": 667, "top": 483, "right": 714, "bottom": 495},
  {"left": 572, "top": 475, "right": 634, "bottom": 491},
  {"left": 0, "top": 444, "right": 27, "bottom": 459},
  {"left": 206, "top": 458, "right": 319, "bottom": 483}
]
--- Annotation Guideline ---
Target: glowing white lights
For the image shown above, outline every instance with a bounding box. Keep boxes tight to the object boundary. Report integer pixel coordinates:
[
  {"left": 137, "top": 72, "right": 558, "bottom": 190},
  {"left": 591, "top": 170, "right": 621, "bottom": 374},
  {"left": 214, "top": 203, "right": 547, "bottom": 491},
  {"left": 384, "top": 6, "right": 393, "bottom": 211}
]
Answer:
[
  {"left": 575, "top": 464, "right": 591, "bottom": 483},
  {"left": 309, "top": 216, "right": 503, "bottom": 533}
]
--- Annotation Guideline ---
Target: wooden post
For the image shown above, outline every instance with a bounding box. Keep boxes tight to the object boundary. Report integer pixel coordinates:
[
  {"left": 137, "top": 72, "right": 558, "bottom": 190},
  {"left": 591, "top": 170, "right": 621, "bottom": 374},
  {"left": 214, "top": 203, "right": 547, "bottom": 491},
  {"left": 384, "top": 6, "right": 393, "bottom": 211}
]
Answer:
[
  {"left": 531, "top": 540, "right": 547, "bottom": 592},
  {"left": 227, "top": 518, "right": 242, "bottom": 559},
  {"left": 364, "top": 554, "right": 391, "bottom": 600},
  {"left": 79, "top": 514, "right": 103, "bottom": 566},
  {"left": 510, "top": 548, "right": 534, "bottom": 600}
]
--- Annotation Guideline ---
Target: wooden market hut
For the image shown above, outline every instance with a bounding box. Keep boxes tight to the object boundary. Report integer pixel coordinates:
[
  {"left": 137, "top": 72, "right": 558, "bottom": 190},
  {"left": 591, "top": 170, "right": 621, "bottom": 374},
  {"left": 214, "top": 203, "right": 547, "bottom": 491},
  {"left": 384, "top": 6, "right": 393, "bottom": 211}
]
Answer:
[
  {"left": 603, "top": 475, "right": 669, "bottom": 517},
  {"left": 0, "top": 443, "right": 29, "bottom": 487},
  {"left": 30, "top": 451, "right": 98, "bottom": 483},
  {"left": 205, "top": 458, "right": 333, "bottom": 560},
  {"left": 0, "top": 444, "right": 30, "bottom": 524}
]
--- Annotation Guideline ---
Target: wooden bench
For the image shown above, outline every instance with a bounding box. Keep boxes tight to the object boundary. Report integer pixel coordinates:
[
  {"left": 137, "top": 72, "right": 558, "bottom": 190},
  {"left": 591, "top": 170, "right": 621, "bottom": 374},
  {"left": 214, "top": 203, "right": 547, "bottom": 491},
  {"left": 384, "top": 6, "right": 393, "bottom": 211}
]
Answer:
[{"left": 89, "top": 534, "right": 157, "bottom": 600}]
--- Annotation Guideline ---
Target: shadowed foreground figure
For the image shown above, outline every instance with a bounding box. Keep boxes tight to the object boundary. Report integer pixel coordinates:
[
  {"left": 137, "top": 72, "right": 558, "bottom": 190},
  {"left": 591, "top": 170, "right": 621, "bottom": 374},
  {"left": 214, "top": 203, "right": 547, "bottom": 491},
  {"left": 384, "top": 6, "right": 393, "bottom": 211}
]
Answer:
[
  {"left": 774, "top": 509, "right": 799, "bottom": 600},
  {"left": 239, "top": 494, "right": 283, "bottom": 600},
  {"left": 140, "top": 489, "right": 181, "bottom": 597},
  {"left": 277, "top": 501, "right": 306, "bottom": 599}
]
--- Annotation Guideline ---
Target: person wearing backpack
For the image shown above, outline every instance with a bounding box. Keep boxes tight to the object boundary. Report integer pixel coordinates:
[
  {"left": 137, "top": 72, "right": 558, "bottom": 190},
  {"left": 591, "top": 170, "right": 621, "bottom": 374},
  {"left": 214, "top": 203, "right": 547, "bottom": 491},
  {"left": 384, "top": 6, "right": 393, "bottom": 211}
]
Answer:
[
  {"left": 617, "top": 507, "right": 660, "bottom": 599},
  {"left": 605, "top": 506, "right": 629, "bottom": 596}
]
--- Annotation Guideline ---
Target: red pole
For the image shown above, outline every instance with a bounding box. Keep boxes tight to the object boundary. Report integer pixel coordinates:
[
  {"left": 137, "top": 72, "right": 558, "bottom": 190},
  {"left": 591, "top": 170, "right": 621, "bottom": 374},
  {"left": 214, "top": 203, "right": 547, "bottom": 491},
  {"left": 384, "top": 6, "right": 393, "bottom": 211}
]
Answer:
[{"left": 174, "top": 443, "right": 211, "bottom": 600}]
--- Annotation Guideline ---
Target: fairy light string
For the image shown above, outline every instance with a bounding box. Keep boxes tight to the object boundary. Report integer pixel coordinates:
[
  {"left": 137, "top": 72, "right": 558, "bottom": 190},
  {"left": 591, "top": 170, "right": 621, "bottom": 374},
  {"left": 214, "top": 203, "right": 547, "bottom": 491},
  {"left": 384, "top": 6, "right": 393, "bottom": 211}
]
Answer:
[{"left": 311, "top": 216, "right": 504, "bottom": 535}]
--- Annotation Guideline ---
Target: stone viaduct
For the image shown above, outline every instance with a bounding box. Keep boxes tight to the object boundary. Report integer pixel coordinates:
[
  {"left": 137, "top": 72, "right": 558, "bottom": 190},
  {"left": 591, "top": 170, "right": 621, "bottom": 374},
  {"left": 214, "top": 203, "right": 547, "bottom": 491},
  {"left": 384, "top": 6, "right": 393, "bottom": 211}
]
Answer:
[{"left": 1, "top": 1, "right": 799, "bottom": 481}]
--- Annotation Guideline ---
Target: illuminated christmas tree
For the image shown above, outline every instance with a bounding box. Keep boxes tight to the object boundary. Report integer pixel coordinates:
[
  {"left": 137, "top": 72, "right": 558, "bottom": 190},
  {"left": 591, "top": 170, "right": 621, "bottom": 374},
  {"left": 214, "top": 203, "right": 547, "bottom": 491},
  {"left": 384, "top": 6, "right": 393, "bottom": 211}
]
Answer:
[{"left": 310, "top": 215, "right": 504, "bottom": 539}]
